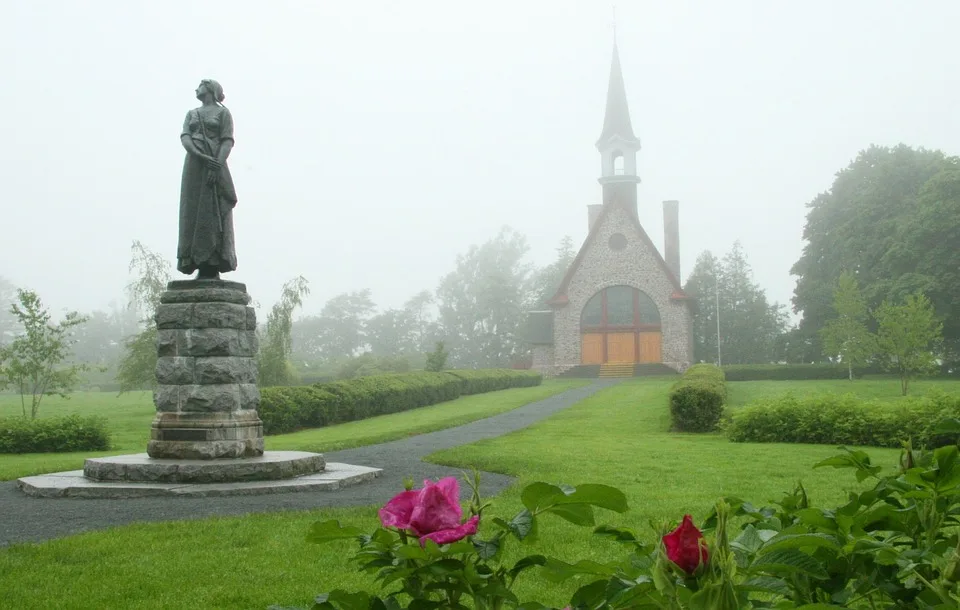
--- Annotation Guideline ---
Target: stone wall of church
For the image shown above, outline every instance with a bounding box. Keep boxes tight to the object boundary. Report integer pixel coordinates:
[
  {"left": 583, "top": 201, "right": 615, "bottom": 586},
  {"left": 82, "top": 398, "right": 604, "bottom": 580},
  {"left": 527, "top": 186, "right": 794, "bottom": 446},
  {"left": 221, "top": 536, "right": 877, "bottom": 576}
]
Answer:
[
  {"left": 531, "top": 345, "right": 557, "bottom": 376},
  {"left": 552, "top": 203, "right": 693, "bottom": 373}
]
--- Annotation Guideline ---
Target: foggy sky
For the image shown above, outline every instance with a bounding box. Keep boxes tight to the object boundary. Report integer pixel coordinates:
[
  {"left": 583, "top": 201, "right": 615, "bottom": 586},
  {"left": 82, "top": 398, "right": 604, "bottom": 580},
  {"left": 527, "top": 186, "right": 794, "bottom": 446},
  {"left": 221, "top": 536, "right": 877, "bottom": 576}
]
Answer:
[{"left": 2, "top": 1, "right": 958, "bottom": 319}]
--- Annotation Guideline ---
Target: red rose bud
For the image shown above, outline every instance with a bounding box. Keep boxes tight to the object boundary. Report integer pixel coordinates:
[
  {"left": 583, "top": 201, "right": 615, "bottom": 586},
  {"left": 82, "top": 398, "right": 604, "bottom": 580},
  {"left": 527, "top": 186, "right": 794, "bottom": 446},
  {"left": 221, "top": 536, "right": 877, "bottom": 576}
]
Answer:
[{"left": 662, "top": 514, "right": 709, "bottom": 574}]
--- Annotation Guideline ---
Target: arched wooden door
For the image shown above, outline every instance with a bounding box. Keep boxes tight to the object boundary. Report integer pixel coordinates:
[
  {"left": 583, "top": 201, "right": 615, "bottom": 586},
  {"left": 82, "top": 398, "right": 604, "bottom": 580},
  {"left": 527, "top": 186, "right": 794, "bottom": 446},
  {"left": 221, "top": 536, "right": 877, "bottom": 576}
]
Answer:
[{"left": 580, "top": 286, "right": 661, "bottom": 364}]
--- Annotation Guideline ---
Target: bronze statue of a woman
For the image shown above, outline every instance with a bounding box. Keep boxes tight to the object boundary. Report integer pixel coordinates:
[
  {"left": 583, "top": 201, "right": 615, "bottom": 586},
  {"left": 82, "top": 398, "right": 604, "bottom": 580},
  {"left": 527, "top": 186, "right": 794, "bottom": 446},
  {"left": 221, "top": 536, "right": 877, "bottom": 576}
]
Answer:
[{"left": 178, "top": 79, "right": 238, "bottom": 280}]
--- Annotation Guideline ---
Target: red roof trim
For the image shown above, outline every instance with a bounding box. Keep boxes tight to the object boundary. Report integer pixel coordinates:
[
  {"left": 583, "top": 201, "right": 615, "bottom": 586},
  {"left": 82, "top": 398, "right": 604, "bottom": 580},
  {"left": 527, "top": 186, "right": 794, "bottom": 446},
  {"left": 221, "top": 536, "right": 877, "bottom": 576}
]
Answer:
[{"left": 548, "top": 201, "right": 689, "bottom": 306}]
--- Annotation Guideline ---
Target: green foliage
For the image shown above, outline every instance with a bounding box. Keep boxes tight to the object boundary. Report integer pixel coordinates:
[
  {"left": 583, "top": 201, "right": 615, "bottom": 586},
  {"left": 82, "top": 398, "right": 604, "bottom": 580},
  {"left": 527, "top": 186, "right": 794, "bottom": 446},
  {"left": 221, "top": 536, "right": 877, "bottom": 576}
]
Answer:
[
  {"left": 445, "top": 369, "right": 542, "bottom": 394},
  {"left": 258, "top": 369, "right": 541, "bottom": 435},
  {"left": 436, "top": 227, "right": 533, "bottom": 368},
  {"left": 0, "top": 289, "right": 89, "bottom": 419},
  {"left": 259, "top": 276, "right": 310, "bottom": 387},
  {"left": 283, "top": 476, "right": 628, "bottom": 610},
  {"left": 116, "top": 327, "right": 158, "bottom": 393},
  {"left": 875, "top": 292, "right": 943, "bottom": 395},
  {"left": 723, "top": 363, "right": 855, "bottom": 381},
  {"left": 725, "top": 390, "right": 960, "bottom": 447},
  {"left": 791, "top": 144, "right": 960, "bottom": 368},
  {"left": 0, "top": 414, "right": 110, "bottom": 453},
  {"left": 424, "top": 340, "right": 448, "bottom": 372},
  {"left": 527, "top": 235, "right": 576, "bottom": 308},
  {"left": 284, "top": 440, "right": 960, "bottom": 608},
  {"left": 336, "top": 354, "right": 411, "bottom": 380},
  {"left": 669, "top": 364, "right": 727, "bottom": 432},
  {"left": 116, "top": 240, "right": 173, "bottom": 393},
  {"left": 684, "top": 244, "right": 789, "bottom": 365},
  {"left": 820, "top": 271, "right": 876, "bottom": 379}
]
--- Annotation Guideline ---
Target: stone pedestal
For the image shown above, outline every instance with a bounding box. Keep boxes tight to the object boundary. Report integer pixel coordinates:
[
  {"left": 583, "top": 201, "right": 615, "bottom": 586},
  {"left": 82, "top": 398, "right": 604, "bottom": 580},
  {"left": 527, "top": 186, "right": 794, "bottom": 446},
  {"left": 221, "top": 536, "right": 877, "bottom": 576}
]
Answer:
[{"left": 147, "top": 280, "right": 265, "bottom": 459}]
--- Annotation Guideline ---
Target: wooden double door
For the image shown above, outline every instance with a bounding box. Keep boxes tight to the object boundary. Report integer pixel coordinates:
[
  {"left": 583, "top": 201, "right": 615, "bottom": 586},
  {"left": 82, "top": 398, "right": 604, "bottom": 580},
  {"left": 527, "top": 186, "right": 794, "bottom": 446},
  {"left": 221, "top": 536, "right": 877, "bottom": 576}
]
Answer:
[{"left": 581, "top": 331, "right": 662, "bottom": 364}]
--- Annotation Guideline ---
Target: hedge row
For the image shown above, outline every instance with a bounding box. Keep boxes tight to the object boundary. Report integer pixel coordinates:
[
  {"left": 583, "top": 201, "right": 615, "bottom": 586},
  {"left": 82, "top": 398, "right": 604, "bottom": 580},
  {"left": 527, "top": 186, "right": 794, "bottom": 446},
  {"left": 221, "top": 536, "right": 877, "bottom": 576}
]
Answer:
[
  {"left": 724, "top": 391, "right": 960, "bottom": 448},
  {"left": 445, "top": 369, "right": 543, "bottom": 394},
  {"left": 0, "top": 415, "right": 111, "bottom": 454},
  {"left": 669, "top": 364, "right": 727, "bottom": 432},
  {"left": 259, "top": 369, "right": 543, "bottom": 435},
  {"left": 722, "top": 364, "right": 856, "bottom": 381}
]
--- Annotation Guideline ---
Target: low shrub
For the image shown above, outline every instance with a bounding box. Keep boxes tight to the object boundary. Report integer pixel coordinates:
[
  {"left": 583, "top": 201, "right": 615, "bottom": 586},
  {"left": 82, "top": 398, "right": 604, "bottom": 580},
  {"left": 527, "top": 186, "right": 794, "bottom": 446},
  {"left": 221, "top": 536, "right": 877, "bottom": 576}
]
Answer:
[
  {"left": 669, "top": 364, "right": 726, "bottom": 432},
  {"left": 0, "top": 415, "right": 111, "bottom": 453},
  {"left": 258, "top": 369, "right": 541, "bottom": 435},
  {"left": 445, "top": 369, "right": 542, "bottom": 395},
  {"left": 722, "top": 363, "right": 855, "bottom": 381},
  {"left": 725, "top": 390, "right": 960, "bottom": 448}
]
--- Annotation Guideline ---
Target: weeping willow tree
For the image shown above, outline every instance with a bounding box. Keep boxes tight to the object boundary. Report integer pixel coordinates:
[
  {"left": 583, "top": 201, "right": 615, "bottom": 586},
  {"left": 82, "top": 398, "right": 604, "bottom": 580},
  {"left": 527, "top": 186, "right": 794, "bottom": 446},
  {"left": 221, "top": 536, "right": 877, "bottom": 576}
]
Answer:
[{"left": 257, "top": 276, "right": 310, "bottom": 387}]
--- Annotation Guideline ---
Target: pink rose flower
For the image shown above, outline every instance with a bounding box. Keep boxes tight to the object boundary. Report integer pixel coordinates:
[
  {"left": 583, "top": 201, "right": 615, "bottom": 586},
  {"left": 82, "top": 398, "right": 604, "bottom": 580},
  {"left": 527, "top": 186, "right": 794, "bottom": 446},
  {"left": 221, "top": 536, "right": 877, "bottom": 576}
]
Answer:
[{"left": 378, "top": 477, "right": 479, "bottom": 546}]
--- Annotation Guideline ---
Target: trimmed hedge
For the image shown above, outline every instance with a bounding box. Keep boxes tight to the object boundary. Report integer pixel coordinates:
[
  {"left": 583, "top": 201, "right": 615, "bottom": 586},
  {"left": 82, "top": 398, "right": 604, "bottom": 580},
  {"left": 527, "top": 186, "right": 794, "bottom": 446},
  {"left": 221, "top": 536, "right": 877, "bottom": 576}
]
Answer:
[
  {"left": 722, "top": 364, "right": 855, "bottom": 381},
  {"left": 724, "top": 391, "right": 960, "bottom": 448},
  {"left": 669, "top": 364, "right": 727, "bottom": 432},
  {"left": 0, "top": 415, "right": 111, "bottom": 453},
  {"left": 446, "top": 369, "right": 542, "bottom": 395},
  {"left": 259, "top": 369, "right": 543, "bottom": 435}
]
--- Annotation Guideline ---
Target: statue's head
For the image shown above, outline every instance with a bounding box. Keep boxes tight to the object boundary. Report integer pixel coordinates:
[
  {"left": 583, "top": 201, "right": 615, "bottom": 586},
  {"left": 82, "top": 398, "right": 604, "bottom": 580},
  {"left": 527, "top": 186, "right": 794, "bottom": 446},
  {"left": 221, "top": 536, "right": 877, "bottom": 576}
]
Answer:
[{"left": 195, "top": 79, "right": 225, "bottom": 104}]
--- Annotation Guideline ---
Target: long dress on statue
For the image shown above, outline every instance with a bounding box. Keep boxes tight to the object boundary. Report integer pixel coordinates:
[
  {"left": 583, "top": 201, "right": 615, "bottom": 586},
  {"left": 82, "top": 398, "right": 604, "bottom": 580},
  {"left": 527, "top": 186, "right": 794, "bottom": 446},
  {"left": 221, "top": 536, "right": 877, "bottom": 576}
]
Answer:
[{"left": 177, "top": 105, "right": 238, "bottom": 275}]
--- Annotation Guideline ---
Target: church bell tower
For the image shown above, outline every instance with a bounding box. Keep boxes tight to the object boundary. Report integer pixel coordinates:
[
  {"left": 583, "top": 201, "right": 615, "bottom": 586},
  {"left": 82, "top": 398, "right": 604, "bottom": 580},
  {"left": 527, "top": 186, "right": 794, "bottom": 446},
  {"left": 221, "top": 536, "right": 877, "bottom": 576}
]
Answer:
[{"left": 596, "top": 43, "right": 641, "bottom": 219}]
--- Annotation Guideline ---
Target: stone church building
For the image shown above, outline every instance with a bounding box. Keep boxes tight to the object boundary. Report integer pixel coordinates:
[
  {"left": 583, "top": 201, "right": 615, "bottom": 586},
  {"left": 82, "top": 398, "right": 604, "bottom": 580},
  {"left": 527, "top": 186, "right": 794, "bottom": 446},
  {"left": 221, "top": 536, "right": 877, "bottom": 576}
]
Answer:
[{"left": 529, "top": 44, "right": 694, "bottom": 376}]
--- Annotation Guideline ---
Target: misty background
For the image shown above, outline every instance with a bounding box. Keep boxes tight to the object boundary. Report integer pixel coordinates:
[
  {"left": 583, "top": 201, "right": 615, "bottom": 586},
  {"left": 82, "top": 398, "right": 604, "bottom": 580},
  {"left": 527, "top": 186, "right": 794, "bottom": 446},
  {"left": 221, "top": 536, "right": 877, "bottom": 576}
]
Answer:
[{"left": 2, "top": 1, "right": 958, "bottom": 319}]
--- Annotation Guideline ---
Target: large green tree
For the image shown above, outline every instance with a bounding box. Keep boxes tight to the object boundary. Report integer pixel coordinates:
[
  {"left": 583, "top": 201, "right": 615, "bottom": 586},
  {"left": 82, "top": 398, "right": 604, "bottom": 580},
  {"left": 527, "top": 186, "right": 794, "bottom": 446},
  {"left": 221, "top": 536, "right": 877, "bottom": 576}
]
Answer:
[
  {"left": 820, "top": 271, "right": 876, "bottom": 380},
  {"left": 403, "top": 290, "right": 438, "bottom": 354},
  {"left": 291, "top": 290, "right": 375, "bottom": 363},
  {"left": 527, "top": 235, "right": 576, "bottom": 309},
  {"left": 365, "top": 308, "right": 416, "bottom": 357},
  {"left": 436, "top": 226, "right": 532, "bottom": 368},
  {"left": 791, "top": 144, "right": 960, "bottom": 363},
  {"left": 683, "top": 243, "right": 789, "bottom": 365}
]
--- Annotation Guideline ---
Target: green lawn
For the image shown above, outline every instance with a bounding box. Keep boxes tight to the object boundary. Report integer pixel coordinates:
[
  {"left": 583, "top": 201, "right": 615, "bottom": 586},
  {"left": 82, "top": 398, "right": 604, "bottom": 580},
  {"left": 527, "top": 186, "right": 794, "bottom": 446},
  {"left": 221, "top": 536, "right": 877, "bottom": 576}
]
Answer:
[
  {"left": 726, "top": 377, "right": 960, "bottom": 407},
  {"left": 0, "top": 379, "right": 587, "bottom": 481},
  {"left": 0, "top": 377, "right": 918, "bottom": 609}
]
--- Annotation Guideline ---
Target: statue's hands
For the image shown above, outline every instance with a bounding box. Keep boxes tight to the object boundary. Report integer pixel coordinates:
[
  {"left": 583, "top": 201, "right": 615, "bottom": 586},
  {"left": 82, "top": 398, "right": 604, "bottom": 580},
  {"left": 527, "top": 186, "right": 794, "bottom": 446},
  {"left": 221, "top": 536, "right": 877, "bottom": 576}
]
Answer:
[{"left": 204, "top": 157, "right": 222, "bottom": 184}]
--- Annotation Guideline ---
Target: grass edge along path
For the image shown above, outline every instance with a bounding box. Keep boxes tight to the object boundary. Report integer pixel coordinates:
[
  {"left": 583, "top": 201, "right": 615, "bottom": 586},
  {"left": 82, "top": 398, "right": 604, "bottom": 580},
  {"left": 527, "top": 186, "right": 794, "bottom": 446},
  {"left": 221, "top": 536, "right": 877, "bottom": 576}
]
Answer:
[
  {"left": 0, "top": 379, "right": 588, "bottom": 481},
  {"left": 0, "top": 377, "right": 906, "bottom": 609}
]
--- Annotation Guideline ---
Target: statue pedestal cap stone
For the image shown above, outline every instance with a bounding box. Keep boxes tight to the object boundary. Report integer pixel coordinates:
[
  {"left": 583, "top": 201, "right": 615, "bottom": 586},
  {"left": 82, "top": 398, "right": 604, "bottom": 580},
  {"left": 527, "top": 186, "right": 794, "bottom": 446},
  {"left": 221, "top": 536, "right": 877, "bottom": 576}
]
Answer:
[{"left": 147, "top": 279, "right": 264, "bottom": 459}]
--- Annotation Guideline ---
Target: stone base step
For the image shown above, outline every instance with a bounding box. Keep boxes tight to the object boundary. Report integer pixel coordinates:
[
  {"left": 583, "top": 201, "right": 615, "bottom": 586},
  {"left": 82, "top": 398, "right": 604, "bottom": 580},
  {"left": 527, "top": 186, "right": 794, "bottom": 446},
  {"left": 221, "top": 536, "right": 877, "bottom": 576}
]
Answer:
[{"left": 16, "top": 462, "right": 382, "bottom": 499}]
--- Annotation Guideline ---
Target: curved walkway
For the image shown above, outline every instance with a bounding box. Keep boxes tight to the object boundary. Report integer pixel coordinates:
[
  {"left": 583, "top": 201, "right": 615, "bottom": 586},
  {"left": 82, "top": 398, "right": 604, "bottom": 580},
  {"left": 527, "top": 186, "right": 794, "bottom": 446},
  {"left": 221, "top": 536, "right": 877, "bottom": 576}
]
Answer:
[{"left": 0, "top": 380, "right": 617, "bottom": 547}]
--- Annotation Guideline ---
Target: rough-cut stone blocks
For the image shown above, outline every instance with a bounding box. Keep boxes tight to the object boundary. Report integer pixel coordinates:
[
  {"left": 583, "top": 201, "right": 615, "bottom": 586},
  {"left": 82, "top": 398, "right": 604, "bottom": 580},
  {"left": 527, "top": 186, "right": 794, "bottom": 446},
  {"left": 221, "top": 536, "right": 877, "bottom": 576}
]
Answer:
[
  {"left": 193, "top": 302, "right": 247, "bottom": 329},
  {"left": 148, "top": 280, "right": 267, "bottom": 460},
  {"left": 195, "top": 357, "right": 258, "bottom": 385},
  {"left": 547, "top": 203, "right": 694, "bottom": 374}
]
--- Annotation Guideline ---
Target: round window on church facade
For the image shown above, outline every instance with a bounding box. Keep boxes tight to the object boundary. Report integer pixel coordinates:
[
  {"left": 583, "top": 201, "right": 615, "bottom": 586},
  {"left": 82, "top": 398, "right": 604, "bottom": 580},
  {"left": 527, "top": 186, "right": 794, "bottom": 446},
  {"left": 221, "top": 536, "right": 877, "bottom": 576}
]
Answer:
[{"left": 608, "top": 233, "right": 627, "bottom": 251}]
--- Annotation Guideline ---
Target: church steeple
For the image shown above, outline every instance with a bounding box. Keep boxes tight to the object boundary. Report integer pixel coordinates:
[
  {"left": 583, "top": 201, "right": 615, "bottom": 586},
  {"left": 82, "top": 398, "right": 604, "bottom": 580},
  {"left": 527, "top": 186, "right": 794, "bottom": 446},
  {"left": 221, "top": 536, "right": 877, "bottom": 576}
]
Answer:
[
  {"left": 597, "top": 43, "right": 639, "bottom": 148},
  {"left": 596, "top": 42, "right": 641, "bottom": 216}
]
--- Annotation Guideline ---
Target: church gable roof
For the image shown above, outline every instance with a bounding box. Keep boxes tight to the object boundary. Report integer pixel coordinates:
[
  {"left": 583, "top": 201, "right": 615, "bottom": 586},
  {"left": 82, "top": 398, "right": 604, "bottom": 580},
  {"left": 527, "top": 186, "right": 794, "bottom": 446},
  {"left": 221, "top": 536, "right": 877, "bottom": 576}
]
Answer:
[{"left": 548, "top": 202, "right": 690, "bottom": 306}]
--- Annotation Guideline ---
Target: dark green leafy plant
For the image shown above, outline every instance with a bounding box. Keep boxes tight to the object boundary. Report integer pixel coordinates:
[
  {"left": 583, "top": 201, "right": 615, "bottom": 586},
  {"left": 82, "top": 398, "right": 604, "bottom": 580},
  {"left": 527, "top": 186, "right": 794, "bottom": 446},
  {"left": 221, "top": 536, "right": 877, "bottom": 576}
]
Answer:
[
  {"left": 273, "top": 423, "right": 960, "bottom": 608},
  {"left": 0, "top": 414, "right": 110, "bottom": 453},
  {"left": 669, "top": 364, "right": 726, "bottom": 432},
  {"left": 725, "top": 390, "right": 960, "bottom": 448}
]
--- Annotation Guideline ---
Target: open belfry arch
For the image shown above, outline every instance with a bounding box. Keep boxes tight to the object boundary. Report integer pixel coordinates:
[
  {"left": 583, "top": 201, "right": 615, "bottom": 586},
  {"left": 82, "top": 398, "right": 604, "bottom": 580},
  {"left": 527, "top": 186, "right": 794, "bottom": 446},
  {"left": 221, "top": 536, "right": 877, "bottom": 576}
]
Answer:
[{"left": 527, "top": 42, "right": 694, "bottom": 376}]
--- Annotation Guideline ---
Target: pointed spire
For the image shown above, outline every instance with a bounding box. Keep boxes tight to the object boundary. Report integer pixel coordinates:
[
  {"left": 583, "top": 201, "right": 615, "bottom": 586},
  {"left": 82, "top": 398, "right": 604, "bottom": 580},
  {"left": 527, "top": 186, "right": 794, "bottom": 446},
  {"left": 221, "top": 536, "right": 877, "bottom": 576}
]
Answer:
[{"left": 596, "top": 43, "right": 639, "bottom": 147}]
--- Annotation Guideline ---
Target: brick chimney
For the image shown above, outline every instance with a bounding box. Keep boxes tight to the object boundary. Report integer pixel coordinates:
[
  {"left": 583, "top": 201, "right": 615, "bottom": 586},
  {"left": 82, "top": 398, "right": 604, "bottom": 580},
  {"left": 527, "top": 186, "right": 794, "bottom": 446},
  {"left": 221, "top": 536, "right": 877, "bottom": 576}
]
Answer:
[
  {"left": 587, "top": 204, "right": 602, "bottom": 232},
  {"left": 663, "top": 200, "right": 681, "bottom": 282}
]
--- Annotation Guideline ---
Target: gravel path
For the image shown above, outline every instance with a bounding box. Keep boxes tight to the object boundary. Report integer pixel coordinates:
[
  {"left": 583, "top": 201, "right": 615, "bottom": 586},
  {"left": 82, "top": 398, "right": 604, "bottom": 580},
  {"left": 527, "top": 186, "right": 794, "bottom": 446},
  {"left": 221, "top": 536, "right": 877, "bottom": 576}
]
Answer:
[{"left": 0, "top": 380, "right": 616, "bottom": 547}]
